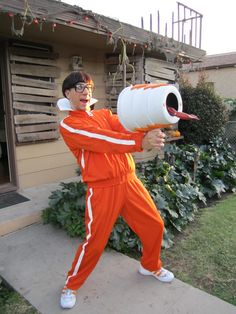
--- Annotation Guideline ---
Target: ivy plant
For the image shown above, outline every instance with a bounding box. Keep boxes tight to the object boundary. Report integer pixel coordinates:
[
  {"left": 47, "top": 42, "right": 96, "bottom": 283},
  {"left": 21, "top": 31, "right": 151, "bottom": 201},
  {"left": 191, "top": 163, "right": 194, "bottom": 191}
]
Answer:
[{"left": 42, "top": 137, "right": 236, "bottom": 252}]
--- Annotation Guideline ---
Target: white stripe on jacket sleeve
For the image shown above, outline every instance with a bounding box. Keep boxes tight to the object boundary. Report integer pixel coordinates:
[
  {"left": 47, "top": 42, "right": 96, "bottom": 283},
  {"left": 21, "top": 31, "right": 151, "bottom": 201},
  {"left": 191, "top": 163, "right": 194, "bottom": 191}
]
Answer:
[{"left": 60, "top": 121, "right": 136, "bottom": 146}]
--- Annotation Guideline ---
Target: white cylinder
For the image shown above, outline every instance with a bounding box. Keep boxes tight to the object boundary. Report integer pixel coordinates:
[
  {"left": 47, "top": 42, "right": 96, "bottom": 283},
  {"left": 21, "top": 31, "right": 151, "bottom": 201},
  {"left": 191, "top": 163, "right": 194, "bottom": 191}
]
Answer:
[{"left": 117, "top": 84, "right": 183, "bottom": 131}]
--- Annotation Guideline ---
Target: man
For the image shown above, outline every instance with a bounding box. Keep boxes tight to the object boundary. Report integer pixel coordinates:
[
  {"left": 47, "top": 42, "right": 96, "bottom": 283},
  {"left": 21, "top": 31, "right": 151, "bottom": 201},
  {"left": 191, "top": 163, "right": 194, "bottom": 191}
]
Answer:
[{"left": 59, "top": 71, "right": 174, "bottom": 309}]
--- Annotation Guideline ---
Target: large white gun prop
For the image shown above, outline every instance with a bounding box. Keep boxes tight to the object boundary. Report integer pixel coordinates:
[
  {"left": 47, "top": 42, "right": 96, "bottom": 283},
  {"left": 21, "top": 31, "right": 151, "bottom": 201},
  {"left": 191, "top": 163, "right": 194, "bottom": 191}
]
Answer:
[{"left": 117, "top": 84, "right": 199, "bottom": 132}]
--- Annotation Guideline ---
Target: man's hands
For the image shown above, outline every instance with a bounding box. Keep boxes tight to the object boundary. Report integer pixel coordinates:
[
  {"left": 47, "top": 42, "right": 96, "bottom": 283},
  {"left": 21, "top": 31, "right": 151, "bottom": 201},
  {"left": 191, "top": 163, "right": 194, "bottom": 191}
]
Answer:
[{"left": 142, "top": 129, "right": 166, "bottom": 150}]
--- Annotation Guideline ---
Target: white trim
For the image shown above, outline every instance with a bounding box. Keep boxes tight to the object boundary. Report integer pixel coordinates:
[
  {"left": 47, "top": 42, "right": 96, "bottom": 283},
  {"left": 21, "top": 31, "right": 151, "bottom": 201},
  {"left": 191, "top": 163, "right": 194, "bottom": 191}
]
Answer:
[
  {"left": 65, "top": 188, "right": 94, "bottom": 286},
  {"left": 60, "top": 120, "right": 135, "bottom": 146},
  {"left": 81, "top": 149, "right": 85, "bottom": 169},
  {"left": 57, "top": 97, "right": 98, "bottom": 111}
]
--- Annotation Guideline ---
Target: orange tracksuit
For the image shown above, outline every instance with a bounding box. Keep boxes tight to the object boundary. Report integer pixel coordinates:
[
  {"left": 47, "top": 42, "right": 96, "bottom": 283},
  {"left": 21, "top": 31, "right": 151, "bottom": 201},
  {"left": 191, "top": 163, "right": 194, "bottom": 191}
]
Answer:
[{"left": 60, "top": 108, "right": 164, "bottom": 291}]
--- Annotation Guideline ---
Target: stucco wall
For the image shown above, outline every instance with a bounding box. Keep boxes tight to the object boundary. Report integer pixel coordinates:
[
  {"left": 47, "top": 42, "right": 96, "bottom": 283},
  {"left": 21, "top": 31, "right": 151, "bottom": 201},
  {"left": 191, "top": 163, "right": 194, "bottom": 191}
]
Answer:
[
  {"left": 16, "top": 42, "right": 107, "bottom": 189},
  {"left": 183, "top": 67, "right": 236, "bottom": 98}
]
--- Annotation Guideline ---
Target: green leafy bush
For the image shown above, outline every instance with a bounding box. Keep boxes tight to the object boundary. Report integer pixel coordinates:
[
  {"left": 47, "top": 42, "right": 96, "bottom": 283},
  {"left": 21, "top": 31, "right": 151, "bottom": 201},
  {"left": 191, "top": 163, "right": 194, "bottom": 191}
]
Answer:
[
  {"left": 224, "top": 98, "right": 236, "bottom": 121},
  {"left": 179, "top": 78, "right": 228, "bottom": 145},
  {"left": 196, "top": 137, "right": 236, "bottom": 197},
  {"left": 42, "top": 182, "right": 86, "bottom": 237},
  {"left": 42, "top": 139, "right": 236, "bottom": 252},
  {"left": 136, "top": 156, "right": 205, "bottom": 247},
  {"left": 165, "top": 137, "right": 236, "bottom": 198}
]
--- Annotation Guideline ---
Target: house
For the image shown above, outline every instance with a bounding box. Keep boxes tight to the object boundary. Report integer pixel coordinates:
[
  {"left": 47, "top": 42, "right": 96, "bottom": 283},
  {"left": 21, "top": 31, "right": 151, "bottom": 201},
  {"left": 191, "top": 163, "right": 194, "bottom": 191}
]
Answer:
[
  {"left": 0, "top": 0, "right": 205, "bottom": 194},
  {"left": 181, "top": 52, "right": 236, "bottom": 151},
  {"left": 182, "top": 52, "right": 236, "bottom": 99}
]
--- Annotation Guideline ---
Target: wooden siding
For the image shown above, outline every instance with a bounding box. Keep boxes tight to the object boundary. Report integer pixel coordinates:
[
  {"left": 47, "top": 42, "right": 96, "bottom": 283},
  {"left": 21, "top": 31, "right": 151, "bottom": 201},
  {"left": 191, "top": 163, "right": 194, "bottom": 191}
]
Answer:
[
  {"left": 144, "top": 58, "right": 177, "bottom": 83},
  {"left": 105, "top": 55, "right": 177, "bottom": 113},
  {"left": 17, "top": 164, "right": 78, "bottom": 189},
  {"left": 105, "top": 55, "right": 144, "bottom": 113},
  {"left": 9, "top": 43, "right": 60, "bottom": 144},
  {"left": 104, "top": 53, "right": 179, "bottom": 163},
  {"left": 16, "top": 42, "right": 107, "bottom": 188}
]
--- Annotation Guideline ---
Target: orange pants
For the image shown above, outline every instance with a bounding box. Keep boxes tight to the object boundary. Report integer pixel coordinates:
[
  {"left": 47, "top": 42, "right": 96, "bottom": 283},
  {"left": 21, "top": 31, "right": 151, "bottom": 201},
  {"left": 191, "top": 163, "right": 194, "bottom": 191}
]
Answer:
[{"left": 65, "top": 173, "right": 164, "bottom": 291}]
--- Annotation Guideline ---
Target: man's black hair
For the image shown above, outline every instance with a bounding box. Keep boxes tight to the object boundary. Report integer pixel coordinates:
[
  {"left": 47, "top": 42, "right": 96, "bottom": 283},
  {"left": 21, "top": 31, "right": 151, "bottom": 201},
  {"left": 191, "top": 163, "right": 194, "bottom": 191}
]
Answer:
[{"left": 62, "top": 71, "right": 93, "bottom": 97}]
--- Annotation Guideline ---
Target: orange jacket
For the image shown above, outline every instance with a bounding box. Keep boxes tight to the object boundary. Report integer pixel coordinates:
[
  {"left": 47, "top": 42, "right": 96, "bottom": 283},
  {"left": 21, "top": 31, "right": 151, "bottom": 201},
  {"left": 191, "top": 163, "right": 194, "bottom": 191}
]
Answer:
[{"left": 60, "top": 109, "right": 145, "bottom": 187}]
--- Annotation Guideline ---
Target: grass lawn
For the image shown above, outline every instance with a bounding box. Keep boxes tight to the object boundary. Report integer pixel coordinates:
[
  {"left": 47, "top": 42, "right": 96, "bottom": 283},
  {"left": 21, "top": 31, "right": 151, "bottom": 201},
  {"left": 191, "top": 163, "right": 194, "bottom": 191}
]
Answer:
[
  {"left": 0, "top": 279, "right": 40, "bottom": 314},
  {"left": 161, "top": 193, "right": 236, "bottom": 306}
]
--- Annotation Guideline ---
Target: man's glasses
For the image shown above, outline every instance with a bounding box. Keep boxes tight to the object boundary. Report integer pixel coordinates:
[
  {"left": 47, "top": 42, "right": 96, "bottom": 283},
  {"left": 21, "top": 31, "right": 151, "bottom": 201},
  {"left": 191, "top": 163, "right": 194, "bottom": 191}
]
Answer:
[{"left": 74, "top": 83, "right": 94, "bottom": 93}]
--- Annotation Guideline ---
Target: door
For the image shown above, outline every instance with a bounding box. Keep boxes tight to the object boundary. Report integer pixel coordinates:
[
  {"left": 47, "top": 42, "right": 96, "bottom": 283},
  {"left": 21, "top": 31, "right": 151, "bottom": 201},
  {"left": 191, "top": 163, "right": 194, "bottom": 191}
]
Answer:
[{"left": 0, "top": 42, "right": 17, "bottom": 193}]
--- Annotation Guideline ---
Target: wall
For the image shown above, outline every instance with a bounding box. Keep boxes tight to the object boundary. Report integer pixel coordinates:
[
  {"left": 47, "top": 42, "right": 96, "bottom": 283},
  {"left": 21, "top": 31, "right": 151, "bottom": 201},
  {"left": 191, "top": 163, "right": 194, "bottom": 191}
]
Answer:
[
  {"left": 184, "top": 67, "right": 236, "bottom": 98},
  {"left": 16, "top": 42, "right": 107, "bottom": 188}
]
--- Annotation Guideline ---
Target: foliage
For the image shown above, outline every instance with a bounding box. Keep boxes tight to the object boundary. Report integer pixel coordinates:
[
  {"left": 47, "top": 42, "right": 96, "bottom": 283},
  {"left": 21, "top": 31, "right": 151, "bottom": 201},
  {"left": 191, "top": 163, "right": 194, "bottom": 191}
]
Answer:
[
  {"left": 165, "top": 137, "right": 236, "bottom": 198},
  {"left": 178, "top": 76, "right": 228, "bottom": 145},
  {"left": 42, "top": 182, "right": 86, "bottom": 238},
  {"left": 224, "top": 98, "right": 236, "bottom": 119},
  {"left": 196, "top": 137, "right": 236, "bottom": 197},
  {"left": 136, "top": 155, "right": 205, "bottom": 247},
  {"left": 42, "top": 138, "right": 236, "bottom": 253},
  {"left": 0, "top": 278, "right": 39, "bottom": 314}
]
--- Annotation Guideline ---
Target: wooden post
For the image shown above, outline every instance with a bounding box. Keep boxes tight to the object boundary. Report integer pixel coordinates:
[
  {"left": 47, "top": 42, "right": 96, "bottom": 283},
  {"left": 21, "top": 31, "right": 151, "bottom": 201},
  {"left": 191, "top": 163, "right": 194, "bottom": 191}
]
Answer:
[
  {"left": 172, "top": 12, "right": 174, "bottom": 39},
  {"left": 150, "top": 13, "right": 152, "bottom": 32},
  {"left": 190, "top": 9, "right": 193, "bottom": 46},
  {"left": 199, "top": 15, "right": 202, "bottom": 48},
  {"left": 141, "top": 16, "right": 144, "bottom": 29},
  {"left": 195, "top": 12, "right": 197, "bottom": 47},
  {"left": 177, "top": 3, "right": 180, "bottom": 41}
]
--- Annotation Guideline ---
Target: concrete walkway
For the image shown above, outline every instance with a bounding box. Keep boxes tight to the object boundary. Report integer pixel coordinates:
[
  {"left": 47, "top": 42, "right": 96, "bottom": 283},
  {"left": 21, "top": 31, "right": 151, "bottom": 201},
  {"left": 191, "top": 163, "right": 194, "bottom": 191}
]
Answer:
[{"left": 0, "top": 180, "right": 235, "bottom": 314}]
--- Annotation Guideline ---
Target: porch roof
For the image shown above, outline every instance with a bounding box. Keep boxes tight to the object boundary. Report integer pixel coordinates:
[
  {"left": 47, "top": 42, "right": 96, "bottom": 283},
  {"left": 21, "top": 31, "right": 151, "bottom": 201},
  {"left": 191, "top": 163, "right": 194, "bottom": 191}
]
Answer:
[{"left": 0, "top": 0, "right": 205, "bottom": 61}]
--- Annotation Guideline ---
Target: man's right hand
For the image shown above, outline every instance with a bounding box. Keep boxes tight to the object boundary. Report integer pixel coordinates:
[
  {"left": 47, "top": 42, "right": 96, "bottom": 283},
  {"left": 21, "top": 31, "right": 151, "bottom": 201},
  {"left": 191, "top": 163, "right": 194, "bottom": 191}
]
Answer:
[{"left": 142, "top": 129, "right": 166, "bottom": 150}]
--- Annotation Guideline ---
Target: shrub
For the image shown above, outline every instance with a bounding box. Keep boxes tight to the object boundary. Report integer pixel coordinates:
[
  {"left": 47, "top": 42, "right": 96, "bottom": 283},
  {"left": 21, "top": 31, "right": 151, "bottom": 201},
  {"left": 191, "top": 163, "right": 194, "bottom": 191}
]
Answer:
[
  {"left": 224, "top": 98, "right": 236, "bottom": 120},
  {"left": 42, "top": 182, "right": 86, "bottom": 237},
  {"left": 179, "top": 77, "right": 228, "bottom": 145},
  {"left": 42, "top": 139, "right": 236, "bottom": 252},
  {"left": 136, "top": 156, "right": 205, "bottom": 247},
  {"left": 196, "top": 137, "right": 236, "bottom": 197}
]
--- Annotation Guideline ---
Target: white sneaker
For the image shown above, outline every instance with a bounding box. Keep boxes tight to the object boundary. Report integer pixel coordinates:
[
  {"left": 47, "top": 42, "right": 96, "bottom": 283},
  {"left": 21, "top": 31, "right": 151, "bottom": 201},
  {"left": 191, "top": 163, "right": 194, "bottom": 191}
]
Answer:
[
  {"left": 60, "top": 288, "right": 77, "bottom": 309},
  {"left": 138, "top": 264, "right": 174, "bottom": 283}
]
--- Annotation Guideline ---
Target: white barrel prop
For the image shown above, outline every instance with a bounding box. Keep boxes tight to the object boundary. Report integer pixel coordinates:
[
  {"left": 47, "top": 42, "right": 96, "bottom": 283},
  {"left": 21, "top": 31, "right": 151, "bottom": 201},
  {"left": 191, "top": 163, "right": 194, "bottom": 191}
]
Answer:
[{"left": 117, "top": 84, "right": 183, "bottom": 132}]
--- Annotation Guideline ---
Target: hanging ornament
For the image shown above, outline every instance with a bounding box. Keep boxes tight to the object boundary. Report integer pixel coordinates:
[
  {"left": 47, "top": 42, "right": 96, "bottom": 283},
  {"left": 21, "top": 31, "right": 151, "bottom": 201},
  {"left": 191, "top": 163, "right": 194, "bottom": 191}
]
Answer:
[
  {"left": 107, "top": 32, "right": 114, "bottom": 45},
  {"left": 132, "top": 43, "right": 137, "bottom": 55},
  {"left": 52, "top": 22, "right": 57, "bottom": 32}
]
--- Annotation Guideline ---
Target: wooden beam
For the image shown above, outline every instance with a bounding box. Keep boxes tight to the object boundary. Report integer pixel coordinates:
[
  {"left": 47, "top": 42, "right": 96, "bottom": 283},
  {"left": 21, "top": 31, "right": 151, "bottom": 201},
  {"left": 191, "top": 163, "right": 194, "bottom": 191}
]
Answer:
[
  {"left": 10, "top": 64, "right": 60, "bottom": 78},
  {"left": 13, "top": 102, "right": 57, "bottom": 114},
  {"left": 145, "top": 74, "right": 168, "bottom": 83},
  {"left": 12, "top": 75, "right": 56, "bottom": 89},
  {"left": 145, "top": 58, "right": 177, "bottom": 70},
  {"left": 145, "top": 69, "right": 175, "bottom": 81},
  {"left": 12, "top": 86, "right": 58, "bottom": 97},
  {"left": 145, "top": 64, "right": 175, "bottom": 76},
  {"left": 9, "top": 47, "right": 59, "bottom": 59},
  {"left": 10, "top": 55, "right": 57, "bottom": 66},
  {"left": 15, "top": 123, "right": 58, "bottom": 134},
  {"left": 17, "top": 131, "right": 59, "bottom": 143},
  {"left": 13, "top": 94, "right": 56, "bottom": 103},
  {"left": 14, "top": 114, "right": 58, "bottom": 124}
]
